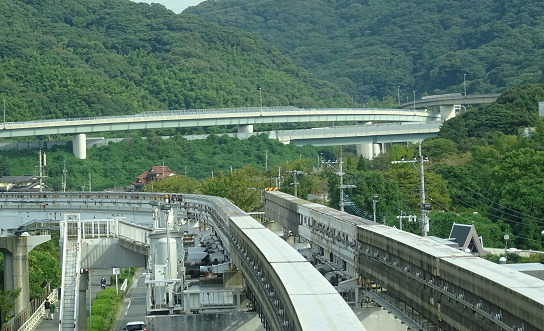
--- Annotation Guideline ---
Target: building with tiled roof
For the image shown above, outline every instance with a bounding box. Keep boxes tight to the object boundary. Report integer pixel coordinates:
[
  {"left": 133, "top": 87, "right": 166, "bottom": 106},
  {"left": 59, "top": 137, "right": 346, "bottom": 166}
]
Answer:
[
  {"left": 132, "top": 166, "right": 177, "bottom": 191},
  {"left": 0, "top": 175, "right": 51, "bottom": 192}
]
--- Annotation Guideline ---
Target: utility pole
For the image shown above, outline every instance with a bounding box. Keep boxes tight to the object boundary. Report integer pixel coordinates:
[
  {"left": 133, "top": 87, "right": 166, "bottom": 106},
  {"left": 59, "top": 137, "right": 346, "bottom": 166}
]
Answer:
[
  {"left": 372, "top": 194, "right": 380, "bottom": 223},
  {"left": 323, "top": 149, "right": 356, "bottom": 212},
  {"left": 38, "top": 150, "right": 46, "bottom": 193},
  {"left": 265, "top": 150, "right": 268, "bottom": 171},
  {"left": 289, "top": 170, "right": 304, "bottom": 197},
  {"left": 339, "top": 155, "right": 345, "bottom": 211},
  {"left": 391, "top": 142, "right": 430, "bottom": 236},
  {"left": 62, "top": 160, "right": 67, "bottom": 192},
  {"left": 276, "top": 167, "right": 282, "bottom": 189},
  {"left": 258, "top": 86, "right": 263, "bottom": 115},
  {"left": 88, "top": 174, "right": 92, "bottom": 192}
]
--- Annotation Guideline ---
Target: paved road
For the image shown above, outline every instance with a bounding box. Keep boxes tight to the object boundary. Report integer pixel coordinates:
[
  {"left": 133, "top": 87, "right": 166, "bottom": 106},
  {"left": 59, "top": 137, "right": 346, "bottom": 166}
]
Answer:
[{"left": 114, "top": 271, "right": 147, "bottom": 330}]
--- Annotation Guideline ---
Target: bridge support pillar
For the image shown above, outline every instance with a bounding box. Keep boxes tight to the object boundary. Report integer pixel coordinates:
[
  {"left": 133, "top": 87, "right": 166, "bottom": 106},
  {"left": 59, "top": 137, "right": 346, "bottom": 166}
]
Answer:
[
  {"left": 357, "top": 143, "right": 381, "bottom": 159},
  {"left": 357, "top": 143, "right": 373, "bottom": 159},
  {"left": 79, "top": 271, "right": 89, "bottom": 331},
  {"left": 373, "top": 143, "right": 381, "bottom": 158},
  {"left": 0, "top": 234, "right": 51, "bottom": 315},
  {"left": 238, "top": 125, "right": 253, "bottom": 134},
  {"left": 440, "top": 105, "right": 457, "bottom": 121},
  {"left": 73, "top": 133, "right": 87, "bottom": 159}
]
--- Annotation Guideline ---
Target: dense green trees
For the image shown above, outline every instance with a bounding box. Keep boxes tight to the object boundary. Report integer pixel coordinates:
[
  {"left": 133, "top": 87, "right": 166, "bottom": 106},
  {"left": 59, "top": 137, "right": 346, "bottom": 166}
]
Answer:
[
  {"left": 0, "top": 0, "right": 354, "bottom": 123},
  {"left": 3, "top": 134, "right": 323, "bottom": 191},
  {"left": 187, "top": 0, "right": 544, "bottom": 103}
]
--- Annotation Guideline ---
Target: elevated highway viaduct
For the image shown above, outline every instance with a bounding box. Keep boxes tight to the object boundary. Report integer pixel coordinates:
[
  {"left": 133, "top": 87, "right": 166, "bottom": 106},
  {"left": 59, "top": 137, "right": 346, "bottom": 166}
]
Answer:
[
  {"left": 0, "top": 106, "right": 438, "bottom": 159},
  {"left": 0, "top": 121, "right": 442, "bottom": 161},
  {"left": 0, "top": 93, "right": 500, "bottom": 160},
  {"left": 400, "top": 93, "right": 501, "bottom": 109}
]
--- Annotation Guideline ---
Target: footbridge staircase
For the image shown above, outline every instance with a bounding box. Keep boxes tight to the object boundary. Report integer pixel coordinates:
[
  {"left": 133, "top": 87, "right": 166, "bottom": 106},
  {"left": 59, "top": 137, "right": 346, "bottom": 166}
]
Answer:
[{"left": 58, "top": 214, "right": 82, "bottom": 330}]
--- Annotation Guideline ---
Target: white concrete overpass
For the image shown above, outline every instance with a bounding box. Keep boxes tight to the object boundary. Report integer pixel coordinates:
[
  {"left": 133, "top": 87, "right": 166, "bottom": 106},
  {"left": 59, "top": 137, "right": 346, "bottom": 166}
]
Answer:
[
  {"left": 0, "top": 92, "right": 500, "bottom": 160},
  {"left": 0, "top": 106, "right": 438, "bottom": 159},
  {"left": 400, "top": 93, "right": 501, "bottom": 109}
]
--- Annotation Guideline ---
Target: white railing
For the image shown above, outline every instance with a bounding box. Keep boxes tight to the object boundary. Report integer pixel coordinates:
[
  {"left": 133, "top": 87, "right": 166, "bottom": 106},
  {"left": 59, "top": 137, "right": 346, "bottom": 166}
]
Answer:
[
  {"left": 120, "top": 279, "right": 128, "bottom": 292},
  {"left": 17, "top": 290, "right": 59, "bottom": 331},
  {"left": 79, "top": 218, "right": 151, "bottom": 247}
]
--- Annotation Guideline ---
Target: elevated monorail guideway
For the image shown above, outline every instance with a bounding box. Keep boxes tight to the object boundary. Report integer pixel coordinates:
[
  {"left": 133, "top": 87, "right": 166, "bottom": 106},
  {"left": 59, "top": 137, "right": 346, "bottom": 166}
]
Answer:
[
  {"left": 264, "top": 190, "right": 544, "bottom": 331},
  {"left": 0, "top": 192, "right": 364, "bottom": 331}
]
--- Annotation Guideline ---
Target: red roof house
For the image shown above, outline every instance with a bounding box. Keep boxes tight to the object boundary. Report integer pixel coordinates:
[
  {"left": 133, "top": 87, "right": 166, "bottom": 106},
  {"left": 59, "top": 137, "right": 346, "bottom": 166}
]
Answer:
[{"left": 133, "top": 166, "right": 177, "bottom": 191}]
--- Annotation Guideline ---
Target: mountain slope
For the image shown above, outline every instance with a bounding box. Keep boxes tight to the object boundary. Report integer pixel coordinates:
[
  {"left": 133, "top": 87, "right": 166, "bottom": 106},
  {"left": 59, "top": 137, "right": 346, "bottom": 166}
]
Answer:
[
  {"left": 0, "top": 0, "right": 353, "bottom": 121},
  {"left": 185, "top": 0, "right": 544, "bottom": 103}
]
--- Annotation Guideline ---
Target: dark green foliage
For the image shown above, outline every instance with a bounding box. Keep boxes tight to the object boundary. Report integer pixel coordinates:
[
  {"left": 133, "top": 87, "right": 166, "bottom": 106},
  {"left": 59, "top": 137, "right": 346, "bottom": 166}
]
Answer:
[
  {"left": 483, "top": 252, "right": 544, "bottom": 264},
  {"left": 0, "top": 288, "right": 21, "bottom": 324},
  {"left": 199, "top": 165, "right": 264, "bottom": 212},
  {"left": 0, "top": 155, "right": 10, "bottom": 176},
  {"left": 2, "top": 133, "right": 321, "bottom": 191},
  {"left": 279, "top": 158, "right": 323, "bottom": 200},
  {"left": 438, "top": 83, "right": 544, "bottom": 149},
  {"left": 28, "top": 231, "right": 62, "bottom": 300},
  {"left": 0, "top": 0, "right": 353, "bottom": 124},
  {"left": 187, "top": 0, "right": 544, "bottom": 102}
]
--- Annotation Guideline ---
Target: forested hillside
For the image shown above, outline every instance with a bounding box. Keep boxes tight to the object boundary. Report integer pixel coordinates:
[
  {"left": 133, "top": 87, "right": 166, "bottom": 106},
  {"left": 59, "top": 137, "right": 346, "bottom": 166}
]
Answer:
[
  {"left": 0, "top": 0, "right": 353, "bottom": 122},
  {"left": 0, "top": 0, "right": 542, "bottom": 253},
  {"left": 186, "top": 0, "right": 544, "bottom": 103},
  {"left": 2, "top": 0, "right": 544, "bottom": 323}
]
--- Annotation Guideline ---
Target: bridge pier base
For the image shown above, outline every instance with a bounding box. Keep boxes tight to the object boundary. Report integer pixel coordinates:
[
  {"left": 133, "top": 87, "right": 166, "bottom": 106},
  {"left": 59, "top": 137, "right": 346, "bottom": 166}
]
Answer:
[
  {"left": 0, "top": 234, "right": 51, "bottom": 315},
  {"left": 373, "top": 143, "right": 381, "bottom": 158},
  {"left": 357, "top": 143, "right": 381, "bottom": 159},
  {"left": 73, "top": 133, "right": 87, "bottom": 159},
  {"left": 440, "top": 105, "right": 457, "bottom": 121},
  {"left": 238, "top": 125, "right": 253, "bottom": 134},
  {"left": 79, "top": 271, "right": 89, "bottom": 331},
  {"left": 357, "top": 143, "right": 373, "bottom": 159}
]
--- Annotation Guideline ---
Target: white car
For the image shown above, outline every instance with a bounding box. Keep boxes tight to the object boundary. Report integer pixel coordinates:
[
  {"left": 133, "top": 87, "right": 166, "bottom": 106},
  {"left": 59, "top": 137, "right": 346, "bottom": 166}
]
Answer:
[{"left": 123, "top": 321, "right": 146, "bottom": 331}]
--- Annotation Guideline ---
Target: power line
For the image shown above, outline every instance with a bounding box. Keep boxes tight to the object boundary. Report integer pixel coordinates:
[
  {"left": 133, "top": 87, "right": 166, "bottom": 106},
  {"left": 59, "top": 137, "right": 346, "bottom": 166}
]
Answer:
[
  {"left": 428, "top": 197, "right": 544, "bottom": 247},
  {"left": 391, "top": 142, "right": 430, "bottom": 236},
  {"left": 436, "top": 166, "right": 544, "bottom": 224},
  {"left": 422, "top": 174, "right": 543, "bottom": 231}
]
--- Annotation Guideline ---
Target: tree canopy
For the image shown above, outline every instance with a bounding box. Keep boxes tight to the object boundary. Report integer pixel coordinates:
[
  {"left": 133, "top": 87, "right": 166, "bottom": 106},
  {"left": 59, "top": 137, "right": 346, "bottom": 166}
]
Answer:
[{"left": 187, "top": 0, "right": 544, "bottom": 103}]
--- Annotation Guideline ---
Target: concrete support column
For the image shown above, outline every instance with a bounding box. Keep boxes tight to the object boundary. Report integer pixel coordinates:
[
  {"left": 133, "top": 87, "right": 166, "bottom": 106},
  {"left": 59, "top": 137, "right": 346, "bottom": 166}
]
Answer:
[
  {"left": 356, "top": 143, "right": 373, "bottom": 159},
  {"left": 79, "top": 271, "right": 89, "bottom": 331},
  {"left": 0, "top": 234, "right": 51, "bottom": 314},
  {"left": 382, "top": 143, "right": 391, "bottom": 154},
  {"left": 372, "top": 143, "right": 381, "bottom": 158},
  {"left": 73, "top": 133, "right": 87, "bottom": 159},
  {"left": 440, "top": 105, "right": 456, "bottom": 121},
  {"left": 238, "top": 125, "right": 253, "bottom": 134}
]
